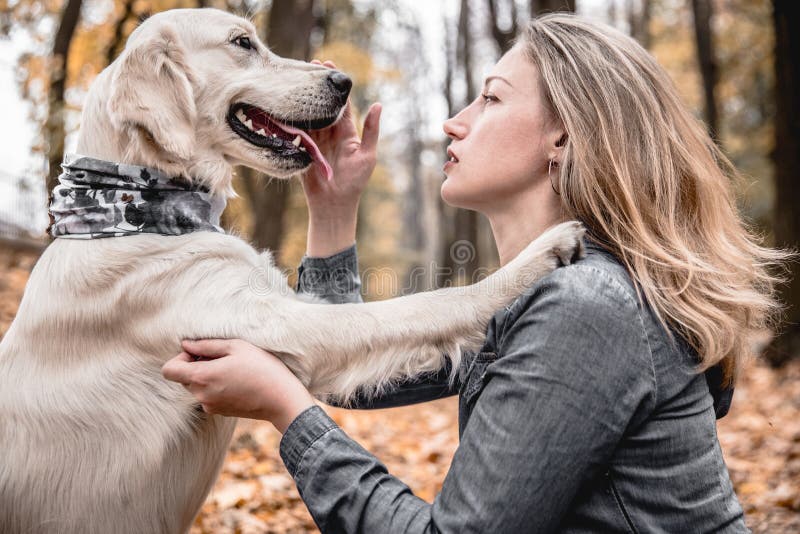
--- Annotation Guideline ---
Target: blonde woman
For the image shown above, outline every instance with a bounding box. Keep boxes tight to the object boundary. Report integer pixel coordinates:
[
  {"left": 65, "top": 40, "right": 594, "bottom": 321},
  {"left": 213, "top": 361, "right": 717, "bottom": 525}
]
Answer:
[{"left": 163, "top": 14, "right": 783, "bottom": 532}]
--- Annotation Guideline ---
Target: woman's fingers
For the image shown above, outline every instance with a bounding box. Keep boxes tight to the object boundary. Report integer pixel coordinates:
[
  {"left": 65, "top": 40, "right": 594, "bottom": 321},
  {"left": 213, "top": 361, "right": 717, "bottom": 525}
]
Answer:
[
  {"left": 181, "top": 338, "right": 232, "bottom": 359},
  {"left": 337, "top": 100, "right": 355, "bottom": 134},
  {"left": 310, "top": 59, "right": 337, "bottom": 69},
  {"left": 360, "top": 102, "right": 382, "bottom": 154},
  {"left": 161, "top": 351, "right": 196, "bottom": 384}
]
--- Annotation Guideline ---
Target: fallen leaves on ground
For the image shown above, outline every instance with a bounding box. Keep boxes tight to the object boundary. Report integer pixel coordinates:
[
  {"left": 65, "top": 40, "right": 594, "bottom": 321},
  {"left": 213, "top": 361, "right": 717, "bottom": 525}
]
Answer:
[
  {"left": 1, "top": 257, "right": 798, "bottom": 533},
  {"left": 718, "top": 358, "right": 800, "bottom": 532},
  {"left": 191, "top": 399, "right": 459, "bottom": 534}
]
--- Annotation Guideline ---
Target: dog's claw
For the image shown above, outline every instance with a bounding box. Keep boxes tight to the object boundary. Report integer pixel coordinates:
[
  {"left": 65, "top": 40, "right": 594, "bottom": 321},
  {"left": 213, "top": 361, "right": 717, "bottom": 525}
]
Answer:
[{"left": 535, "top": 220, "right": 587, "bottom": 268}]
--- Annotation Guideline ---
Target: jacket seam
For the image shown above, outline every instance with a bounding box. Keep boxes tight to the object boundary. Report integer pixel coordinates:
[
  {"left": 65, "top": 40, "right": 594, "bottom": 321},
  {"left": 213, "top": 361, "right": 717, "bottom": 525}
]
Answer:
[
  {"left": 608, "top": 471, "right": 639, "bottom": 534},
  {"left": 568, "top": 264, "right": 659, "bottom": 410},
  {"left": 292, "top": 425, "right": 338, "bottom": 477}
]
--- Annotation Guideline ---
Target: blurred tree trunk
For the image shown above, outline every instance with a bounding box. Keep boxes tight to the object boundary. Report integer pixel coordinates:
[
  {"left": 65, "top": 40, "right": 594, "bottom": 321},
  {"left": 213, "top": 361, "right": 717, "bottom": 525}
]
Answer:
[
  {"left": 105, "top": 0, "right": 135, "bottom": 65},
  {"left": 691, "top": 0, "right": 719, "bottom": 138},
  {"left": 402, "top": 23, "right": 427, "bottom": 263},
  {"left": 608, "top": 0, "right": 617, "bottom": 26},
  {"left": 442, "top": 0, "right": 480, "bottom": 281},
  {"left": 241, "top": 0, "right": 316, "bottom": 253},
  {"left": 457, "top": 0, "right": 477, "bottom": 104},
  {"left": 531, "top": 0, "right": 575, "bottom": 17},
  {"left": 640, "top": 0, "right": 652, "bottom": 49},
  {"left": 487, "top": 0, "right": 518, "bottom": 54},
  {"left": 436, "top": 14, "right": 456, "bottom": 281},
  {"left": 628, "top": 0, "right": 652, "bottom": 48},
  {"left": 765, "top": 0, "right": 800, "bottom": 366},
  {"left": 45, "top": 0, "right": 82, "bottom": 195}
]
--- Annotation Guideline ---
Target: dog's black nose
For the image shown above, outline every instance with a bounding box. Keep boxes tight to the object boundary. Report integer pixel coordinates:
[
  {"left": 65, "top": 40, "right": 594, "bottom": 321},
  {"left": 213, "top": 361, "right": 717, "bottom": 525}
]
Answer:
[{"left": 327, "top": 71, "right": 352, "bottom": 102}]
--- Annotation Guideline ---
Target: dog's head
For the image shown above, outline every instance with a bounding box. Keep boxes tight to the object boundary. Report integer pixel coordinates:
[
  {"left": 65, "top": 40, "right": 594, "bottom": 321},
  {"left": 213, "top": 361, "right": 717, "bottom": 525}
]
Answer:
[{"left": 91, "top": 8, "right": 349, "bottom": 194}]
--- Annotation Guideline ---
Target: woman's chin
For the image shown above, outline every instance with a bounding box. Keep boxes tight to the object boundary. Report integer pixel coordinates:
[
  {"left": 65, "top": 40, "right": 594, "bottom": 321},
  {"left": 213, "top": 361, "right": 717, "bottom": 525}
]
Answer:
[
  {"left": 439, "top": 176, "right": 458, "bottom": 207},
  {"left": 441, "top": 177, "right": 475, "bottom": 209},
  {"left": 441, "top": 177, "right": 486, "bottom": 211}
]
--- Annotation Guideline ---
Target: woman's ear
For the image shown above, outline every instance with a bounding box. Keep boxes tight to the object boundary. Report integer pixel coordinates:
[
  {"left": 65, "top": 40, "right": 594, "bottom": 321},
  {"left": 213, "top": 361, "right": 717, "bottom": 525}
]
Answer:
[
  {"left": 107, "top": 23, "right": 197, "bottom": 162},
  {"left": 548, "top": 131, "right": 568, "bottom": 165}
]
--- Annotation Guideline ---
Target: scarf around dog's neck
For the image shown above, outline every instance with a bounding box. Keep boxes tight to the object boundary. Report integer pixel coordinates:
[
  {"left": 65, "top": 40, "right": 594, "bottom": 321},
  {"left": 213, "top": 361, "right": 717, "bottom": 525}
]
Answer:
[{"left": 48, "top": 154, "right": 226, "bottom": 239}]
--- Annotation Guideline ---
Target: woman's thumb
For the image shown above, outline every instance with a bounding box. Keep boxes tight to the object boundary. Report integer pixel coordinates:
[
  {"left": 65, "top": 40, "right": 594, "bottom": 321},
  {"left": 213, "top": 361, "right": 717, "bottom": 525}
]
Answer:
[
  {"left": 181, "top": 339, "right": 232, "bottom": 359},
  {"left": 360, "top": 102, "right": 382, "bottom": 154}
]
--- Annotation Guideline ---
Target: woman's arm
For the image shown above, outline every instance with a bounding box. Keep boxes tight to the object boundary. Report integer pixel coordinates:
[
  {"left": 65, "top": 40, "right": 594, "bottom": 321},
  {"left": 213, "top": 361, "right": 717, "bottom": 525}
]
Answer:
[
  {"left": 292, "top": 59, "right": 379, "bottom": 304},
  {"left": 292, "top": 78, "right": 458, "bottom": 406},
  {"left": 300, "top": 61, "right": 380, "bottom": 259}
]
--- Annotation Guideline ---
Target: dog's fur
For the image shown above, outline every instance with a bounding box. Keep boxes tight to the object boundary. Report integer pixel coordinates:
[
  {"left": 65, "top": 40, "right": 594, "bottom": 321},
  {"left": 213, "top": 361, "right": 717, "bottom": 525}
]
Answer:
[{"left": 0, "top": 9, "right": 584, "bottom": 534}]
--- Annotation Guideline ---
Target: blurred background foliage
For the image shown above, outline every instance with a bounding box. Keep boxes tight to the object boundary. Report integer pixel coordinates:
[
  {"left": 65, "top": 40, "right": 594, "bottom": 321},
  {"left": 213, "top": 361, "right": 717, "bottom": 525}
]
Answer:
[{"left": 0, "top": 0, "right": 798, "bottom": 360}]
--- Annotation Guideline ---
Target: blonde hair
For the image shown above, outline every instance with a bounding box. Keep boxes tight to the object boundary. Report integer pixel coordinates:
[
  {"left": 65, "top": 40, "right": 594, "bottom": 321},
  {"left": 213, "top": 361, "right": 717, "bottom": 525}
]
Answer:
[{"left": 520, "top": 14, "right": 787, "bottom": 386}]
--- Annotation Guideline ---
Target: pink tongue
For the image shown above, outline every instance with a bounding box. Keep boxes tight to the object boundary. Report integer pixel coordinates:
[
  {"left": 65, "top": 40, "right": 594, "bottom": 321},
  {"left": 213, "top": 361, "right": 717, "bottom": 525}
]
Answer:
[{"left": 276, "top": 122, "right": 333, "bottom": 181}]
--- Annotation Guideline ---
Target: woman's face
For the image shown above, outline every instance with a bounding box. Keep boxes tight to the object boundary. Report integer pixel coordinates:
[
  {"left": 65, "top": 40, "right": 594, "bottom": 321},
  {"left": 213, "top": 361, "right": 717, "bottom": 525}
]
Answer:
[{"left": 442, "top": 46, "right": 561, "bottom": 212}]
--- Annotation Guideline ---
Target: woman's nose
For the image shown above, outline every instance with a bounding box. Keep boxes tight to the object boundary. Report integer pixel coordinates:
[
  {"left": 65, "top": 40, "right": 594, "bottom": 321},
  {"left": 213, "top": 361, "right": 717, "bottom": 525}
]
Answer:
[{"left": 443, "top": 115, "right": 467, "bottom": 140}]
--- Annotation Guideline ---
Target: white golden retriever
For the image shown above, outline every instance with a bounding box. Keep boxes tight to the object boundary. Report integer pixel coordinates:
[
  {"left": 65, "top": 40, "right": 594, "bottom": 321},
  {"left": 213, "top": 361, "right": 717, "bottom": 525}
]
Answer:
[{"left": 0, "top": 8, "right": 584, "bottom": 534}]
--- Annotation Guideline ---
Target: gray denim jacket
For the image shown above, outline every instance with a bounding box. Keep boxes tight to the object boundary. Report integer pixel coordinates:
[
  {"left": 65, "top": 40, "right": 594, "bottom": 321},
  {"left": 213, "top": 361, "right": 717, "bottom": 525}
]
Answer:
[{"left": 284, "top": 241, "right": 748, "bottom": 533}]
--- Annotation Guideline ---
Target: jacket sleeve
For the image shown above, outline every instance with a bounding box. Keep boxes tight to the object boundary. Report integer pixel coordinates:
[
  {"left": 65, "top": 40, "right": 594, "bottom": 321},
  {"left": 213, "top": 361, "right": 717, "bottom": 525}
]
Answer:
[
  {"left": 295, "top": 244, "right": 364, "bottom": 304},
  {"left": 294, "top": 244, "right": 458, "bottom": 409},
  {"left": 279, "top": 265, "right": 657, "bottom": 533}
]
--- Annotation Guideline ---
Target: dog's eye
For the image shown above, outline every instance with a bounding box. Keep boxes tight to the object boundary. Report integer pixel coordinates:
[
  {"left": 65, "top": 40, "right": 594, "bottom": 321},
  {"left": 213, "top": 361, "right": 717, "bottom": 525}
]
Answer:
[{"left": 234, "top": 36, "right": 253, "bottom": 50}]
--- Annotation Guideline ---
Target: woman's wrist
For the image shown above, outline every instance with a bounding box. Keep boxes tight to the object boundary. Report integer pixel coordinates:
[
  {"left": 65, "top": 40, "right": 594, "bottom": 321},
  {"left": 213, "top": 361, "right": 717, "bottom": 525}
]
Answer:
[
  {"left": 270, "top": 394, "right": 316, "bottom": 434},
  {"left": 306, "top": 206, "right": 358, "bottom": 257}
]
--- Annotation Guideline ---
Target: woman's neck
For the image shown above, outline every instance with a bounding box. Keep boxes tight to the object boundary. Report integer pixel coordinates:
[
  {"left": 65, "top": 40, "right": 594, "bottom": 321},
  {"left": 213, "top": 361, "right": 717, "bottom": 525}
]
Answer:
[{"left": 485, "top": 186, "right": 565, "bottom": 267}]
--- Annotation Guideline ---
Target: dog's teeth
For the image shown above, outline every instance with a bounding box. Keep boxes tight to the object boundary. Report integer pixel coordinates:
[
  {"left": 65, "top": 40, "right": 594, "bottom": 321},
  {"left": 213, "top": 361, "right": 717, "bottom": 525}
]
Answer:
[
  {"left": 244, "top": 119, "right": 254, "bottom": 130},
  {"left": 256, "top": 128, "right": 266, "bottom": 136},
  {"left": 272, "top": 133, "right": 277, "bottom": 138},
  {"left": 236, "top": 110, "right": 247, "bottom": 122},
  {"left": 292, "top": 135, "right": 302, "bottom": 147},
  {"left": 299, "top": 147, "right": 306, "bottom": 152}
]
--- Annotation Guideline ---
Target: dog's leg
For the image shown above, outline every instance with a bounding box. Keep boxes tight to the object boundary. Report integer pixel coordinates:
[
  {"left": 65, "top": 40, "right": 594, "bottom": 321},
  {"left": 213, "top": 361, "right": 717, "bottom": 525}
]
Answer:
[{"left": 167, "top": 221, "right": 584, "bottom": 402}]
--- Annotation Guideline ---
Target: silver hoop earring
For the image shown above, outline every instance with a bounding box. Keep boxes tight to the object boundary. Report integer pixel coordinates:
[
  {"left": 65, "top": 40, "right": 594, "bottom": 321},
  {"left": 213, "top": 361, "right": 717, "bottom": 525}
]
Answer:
[{"left": 548, "top": 160, "right": 560, "bottom": 196}]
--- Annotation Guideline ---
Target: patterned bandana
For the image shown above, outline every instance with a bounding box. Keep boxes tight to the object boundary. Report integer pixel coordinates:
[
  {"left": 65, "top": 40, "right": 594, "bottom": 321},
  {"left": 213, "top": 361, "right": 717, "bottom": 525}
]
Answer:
[{"left": 48, "top": 154, "right": 226, "bottom": 239}]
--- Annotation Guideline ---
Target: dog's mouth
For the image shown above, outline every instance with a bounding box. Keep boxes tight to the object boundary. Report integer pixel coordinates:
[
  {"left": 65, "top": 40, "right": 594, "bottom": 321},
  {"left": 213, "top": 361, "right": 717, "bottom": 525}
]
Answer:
[{"left": 227, "top": 103, "right": 334, "bottom": 180}]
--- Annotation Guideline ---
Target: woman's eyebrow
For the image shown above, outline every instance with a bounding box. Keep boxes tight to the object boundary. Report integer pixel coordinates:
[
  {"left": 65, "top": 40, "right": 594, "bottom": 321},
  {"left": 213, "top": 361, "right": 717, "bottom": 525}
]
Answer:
[{"left": 484, "top": 75, "right": 513, "bottom": 88}]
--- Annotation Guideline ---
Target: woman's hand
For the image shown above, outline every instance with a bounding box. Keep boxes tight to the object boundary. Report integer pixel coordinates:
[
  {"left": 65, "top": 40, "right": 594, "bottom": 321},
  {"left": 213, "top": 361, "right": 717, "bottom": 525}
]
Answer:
[
  {"left": 161, "top": 339, "right": 315, "bottom": 434},
  {"left": 303, "top": 59, "right": 382, "bottom": 257}
]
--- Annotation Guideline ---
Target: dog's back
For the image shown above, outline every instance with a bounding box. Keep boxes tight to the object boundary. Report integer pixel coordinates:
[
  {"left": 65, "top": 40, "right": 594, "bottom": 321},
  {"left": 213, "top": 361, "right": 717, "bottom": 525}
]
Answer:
[{"left": 0, "top": 237, "right": 237, "bottom": 534}]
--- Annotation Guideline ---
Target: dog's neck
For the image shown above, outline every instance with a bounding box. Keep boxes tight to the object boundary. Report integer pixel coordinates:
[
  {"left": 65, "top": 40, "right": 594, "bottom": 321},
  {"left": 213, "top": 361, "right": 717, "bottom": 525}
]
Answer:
[
  {"left": 75, "top": 68, "right": 235, "bottom": 198},
  {"left": 49, "top": 154, "right": 226, "bottom": 239}
]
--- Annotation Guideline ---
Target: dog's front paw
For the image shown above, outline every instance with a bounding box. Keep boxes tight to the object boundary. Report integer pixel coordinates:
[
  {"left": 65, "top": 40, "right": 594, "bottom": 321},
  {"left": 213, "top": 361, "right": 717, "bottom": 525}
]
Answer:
[{"left": 527, "top": 220, "right": 586, "bottom": 268}]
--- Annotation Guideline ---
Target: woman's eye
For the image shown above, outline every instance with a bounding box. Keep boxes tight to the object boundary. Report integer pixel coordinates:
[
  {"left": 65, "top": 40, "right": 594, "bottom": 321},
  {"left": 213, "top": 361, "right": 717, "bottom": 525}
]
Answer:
[
  {"left": 481, "top": 93, "right": 498, "bottom": 104},
  {"left": 234, "top": 36, "right": 253, "bottom": 50}
]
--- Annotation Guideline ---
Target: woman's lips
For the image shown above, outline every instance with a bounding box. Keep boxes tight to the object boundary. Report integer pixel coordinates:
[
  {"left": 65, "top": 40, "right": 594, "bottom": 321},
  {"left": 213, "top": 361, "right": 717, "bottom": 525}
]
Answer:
[{"left": 444, "top": 148, "right": 459, "bottom": 173}]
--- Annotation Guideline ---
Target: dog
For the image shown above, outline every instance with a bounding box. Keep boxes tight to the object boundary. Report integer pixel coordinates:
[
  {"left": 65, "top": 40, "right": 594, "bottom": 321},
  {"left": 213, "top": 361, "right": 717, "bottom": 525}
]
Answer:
[{"left": 0, "top": 8, "right": 584, "bottom": 533}]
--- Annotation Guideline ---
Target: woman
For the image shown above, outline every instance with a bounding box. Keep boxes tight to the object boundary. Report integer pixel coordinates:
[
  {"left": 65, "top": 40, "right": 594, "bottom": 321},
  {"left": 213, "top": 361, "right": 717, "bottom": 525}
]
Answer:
[{"left": 163, "top": 14, "right": 783, "bottom": 532}]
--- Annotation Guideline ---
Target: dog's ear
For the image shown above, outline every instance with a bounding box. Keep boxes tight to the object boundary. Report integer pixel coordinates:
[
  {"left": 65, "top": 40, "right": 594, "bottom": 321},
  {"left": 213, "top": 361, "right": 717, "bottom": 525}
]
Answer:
[{"left": 108, "top": 23, "right": 197, "bottom": 162}]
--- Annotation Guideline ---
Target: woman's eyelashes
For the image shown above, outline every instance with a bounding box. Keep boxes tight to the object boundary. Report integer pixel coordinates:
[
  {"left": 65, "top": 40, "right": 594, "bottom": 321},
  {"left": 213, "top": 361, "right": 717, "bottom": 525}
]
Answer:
[{"left": 481, "top": 92, "right": 500, "bottom": 104}]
